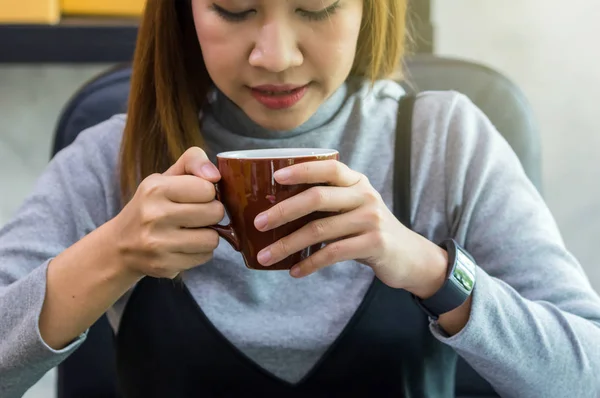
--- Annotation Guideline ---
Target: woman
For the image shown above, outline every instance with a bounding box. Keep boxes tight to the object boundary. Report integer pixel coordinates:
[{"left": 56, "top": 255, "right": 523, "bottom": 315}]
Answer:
[{"left": 1, "top": 0, "right": 599, "bottom": 397}]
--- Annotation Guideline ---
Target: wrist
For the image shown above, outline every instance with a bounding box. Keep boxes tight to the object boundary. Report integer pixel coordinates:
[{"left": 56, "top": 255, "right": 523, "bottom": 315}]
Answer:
[
  {"left": 102, "top": 219, "right": 146, "bottom": 283},
  {"left": 404, "top": 236, "right": 448, "bottom": 299},
  {"left": 40, "top": 219, "right": 143, "bottom": 349},
  {"left": 411, "top": 239, "right": 477, "bottom": 334}
]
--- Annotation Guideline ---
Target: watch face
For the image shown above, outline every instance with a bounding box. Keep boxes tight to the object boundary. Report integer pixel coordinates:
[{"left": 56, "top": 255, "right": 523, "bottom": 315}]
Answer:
[{"left": 452, "top": 250, "right": 477, "bottom": 292}]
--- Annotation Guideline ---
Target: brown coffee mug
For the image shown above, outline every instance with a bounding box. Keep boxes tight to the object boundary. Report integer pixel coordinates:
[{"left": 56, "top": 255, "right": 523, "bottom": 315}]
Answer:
[{"left": 211, "top": 148, "right": 339, "bottom": 271}]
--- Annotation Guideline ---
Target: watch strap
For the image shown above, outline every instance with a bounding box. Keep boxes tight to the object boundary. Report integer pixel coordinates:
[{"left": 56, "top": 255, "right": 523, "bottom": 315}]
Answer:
[{"left": 413, "top": 239, "right": 477, "bottom": 320}]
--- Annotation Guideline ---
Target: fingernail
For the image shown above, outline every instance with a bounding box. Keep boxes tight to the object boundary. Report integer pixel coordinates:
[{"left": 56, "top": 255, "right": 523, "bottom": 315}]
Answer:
[
  {"left": 201, "top": 164, "right": 220, "bottom": 179},
  {"left": 290, "top": 266, "right": 302, "bottom": 278},
  {"left": 257, "top": 249, "right": 272, "bottom": 265},
  {"left": 274, "top": 169, "right": 291, "bottom": 182},
  {"left": 254, "top": 213, "right": 268, "bottom": 230}
]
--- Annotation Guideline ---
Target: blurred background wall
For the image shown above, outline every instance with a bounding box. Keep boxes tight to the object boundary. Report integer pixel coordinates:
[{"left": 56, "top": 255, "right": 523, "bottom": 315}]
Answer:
[{"left": 0, "top": 0, "right": 598, "bottom": 396}]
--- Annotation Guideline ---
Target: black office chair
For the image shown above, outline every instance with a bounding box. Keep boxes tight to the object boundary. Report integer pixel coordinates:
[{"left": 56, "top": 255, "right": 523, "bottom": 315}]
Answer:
[{"left": 52, "top": 54, "right": 542, "bottom": 398}]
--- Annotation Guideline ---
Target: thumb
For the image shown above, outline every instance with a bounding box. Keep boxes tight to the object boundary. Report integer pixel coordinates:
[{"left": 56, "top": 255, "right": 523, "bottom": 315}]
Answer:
[{"left": 163, "top": 147, "right": 221, "bottom": 182}]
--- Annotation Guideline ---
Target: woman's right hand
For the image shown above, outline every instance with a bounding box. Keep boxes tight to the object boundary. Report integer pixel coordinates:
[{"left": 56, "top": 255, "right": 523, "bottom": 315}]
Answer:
[{"left": 111, "top": 147, "right": 224, "bottom": 279}]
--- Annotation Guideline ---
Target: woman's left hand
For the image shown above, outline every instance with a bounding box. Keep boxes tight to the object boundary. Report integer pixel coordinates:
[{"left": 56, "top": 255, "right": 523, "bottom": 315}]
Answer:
[{"left": 254, "top": 160, "right": 449, "bottom": 299}]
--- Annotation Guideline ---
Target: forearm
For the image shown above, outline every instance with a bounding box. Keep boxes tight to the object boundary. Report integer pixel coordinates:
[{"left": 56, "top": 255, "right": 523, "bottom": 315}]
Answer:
[
  {"left": 0, "top": 221, "right": 138, "bottom": 397},
  {"left": 407, "top": 240, "right": 600, "bottom": 396},
  {"left": 39, "top": 219, "right": 142, "bottom": 349},
  {"left": 434, "top": 269, "right": 600, "bottom": 397}
]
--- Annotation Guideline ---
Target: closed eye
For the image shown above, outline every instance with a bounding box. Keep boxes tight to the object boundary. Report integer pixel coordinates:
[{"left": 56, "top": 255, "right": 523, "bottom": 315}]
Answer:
[
  {"left": 297, "top": 0, "right": 341, "bottom": 21},
  {"left": 211, "top": 4, "right": 255, "bottom": 22}
]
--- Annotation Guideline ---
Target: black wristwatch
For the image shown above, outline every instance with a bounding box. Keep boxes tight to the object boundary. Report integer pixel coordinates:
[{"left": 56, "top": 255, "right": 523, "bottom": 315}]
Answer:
[{"left": 413, "top": 239, "right": 477, "bottom": 320}]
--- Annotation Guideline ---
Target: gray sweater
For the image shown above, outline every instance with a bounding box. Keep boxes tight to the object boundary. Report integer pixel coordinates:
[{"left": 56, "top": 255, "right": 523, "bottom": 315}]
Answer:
[{"left": 1, "top": 78, "right": 600, "bottom": 398}]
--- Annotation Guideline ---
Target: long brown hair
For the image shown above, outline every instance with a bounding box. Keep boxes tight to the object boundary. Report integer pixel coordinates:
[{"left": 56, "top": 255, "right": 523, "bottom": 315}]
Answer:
[{"left": 120, "top": 0, "right": 408, "bottom": 202}]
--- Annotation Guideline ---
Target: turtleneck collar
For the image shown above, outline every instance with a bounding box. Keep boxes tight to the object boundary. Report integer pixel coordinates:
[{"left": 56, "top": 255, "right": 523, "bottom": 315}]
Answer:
[{"left": 205, "top": 81, "right": 350, "bottom": 140}]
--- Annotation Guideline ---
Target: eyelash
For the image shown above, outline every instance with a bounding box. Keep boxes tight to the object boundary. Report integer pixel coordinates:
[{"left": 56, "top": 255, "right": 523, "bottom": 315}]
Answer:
[
  {"left": 211, "top": 5, "right": 253, "bottom": 22},
  {"left": 211, "top": 1, "right": 341, "bottom": 23},
  {"left": 299, "top": 1, "right": 341, "bottom": 21}
]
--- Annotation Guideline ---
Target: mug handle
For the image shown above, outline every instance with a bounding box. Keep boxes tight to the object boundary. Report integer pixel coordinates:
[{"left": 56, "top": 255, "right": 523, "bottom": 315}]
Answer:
[{"left": 208, "top": 184, "right": 241, "bottom": 252}]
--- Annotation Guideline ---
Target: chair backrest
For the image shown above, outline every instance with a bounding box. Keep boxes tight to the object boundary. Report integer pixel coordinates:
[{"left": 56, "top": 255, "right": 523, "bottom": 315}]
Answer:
[{"left": 52, "top": 55, "right": 542, "bottom": 398}]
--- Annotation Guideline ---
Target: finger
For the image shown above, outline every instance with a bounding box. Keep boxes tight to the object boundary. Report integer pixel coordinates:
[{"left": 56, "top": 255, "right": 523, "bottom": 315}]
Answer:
[
  {"left": 257, "top": 208, "right": 370, "bottom": 266},
  {"left": 273, "top": 160, "right": 362, "bottom": 187},
  {"left": 142, "top": 229, "right": 220, "bottom": 278},
  {"left": 254, "top": 186, "right": 364, "bottom": 231},
  {"left": 163, "top": 146, "right": 221, "bottom": 182},
  {"left": 164, "top": 175, "right": 217, "bottom": 203},
  {"left": 152, "top": 251, "right": 215, "bottom": 278},
  {"left": 167, "top": 227, "right": 221, "bottom": 254},
  {"left": 170, "top": 252, "right": 215, "bottom": 270},
  {"left": 289, "top": 234, "right": 376, "bottom": 278},
  {"left": 164, "top": 201, "right": 225, "bottom": 228}
]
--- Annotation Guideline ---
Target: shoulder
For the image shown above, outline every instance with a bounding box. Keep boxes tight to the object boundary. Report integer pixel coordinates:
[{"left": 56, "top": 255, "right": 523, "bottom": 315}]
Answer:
[
  {"left": 405, "top": 90, "right": 525, "bottom": 238},
  {"left": 346, "top": 77, "right": 479, "bottom": 118},
  {"left": 338, "top": 79, "right": 503, "bottom": 177},
  {"left": 345, "top": 80, "right": 499, "bottom": 165},
  {"left": 50, "top": 114, "right": 128, "bottom": 208},
  {"left": 413, "top": 90, "right": 497, "bottom": 139},
  {"left": 8, "top": 114, "right": 129, "bottom": 234},
  {"left": 346, "top": 78, "right": 488, "bottom": 144},
  {"left": 343, "top": 78, "right": 506, "bottom": 158},
  {"left": 409, "top": 90, "right": 514, "bottom": 168},
  {"left": 412, "top": 89, "right": 485, "bottom": 141}
]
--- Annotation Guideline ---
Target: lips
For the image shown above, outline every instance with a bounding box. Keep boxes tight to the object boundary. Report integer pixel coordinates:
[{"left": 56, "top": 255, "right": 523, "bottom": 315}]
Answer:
[
  {"left": 249, "top": 84, "right": 310, "bottom": 110},
  {"left": 251, "top": 84, "right": 307, "bottom": 93},
  {"left": 258, "top": 89, "right": 296, "bottom": 96}
]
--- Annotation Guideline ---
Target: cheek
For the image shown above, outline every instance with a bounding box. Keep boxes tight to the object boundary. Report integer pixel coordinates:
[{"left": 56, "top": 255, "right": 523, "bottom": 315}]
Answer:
[
  {"left": 336, "top": 13, "right": 363, "bottom": 60},
  {"left": 310, "top": 15, "right": 363, "bottom": 76},
  {"left": 192, "top": 4, "right": 240, "bottom": 76}
]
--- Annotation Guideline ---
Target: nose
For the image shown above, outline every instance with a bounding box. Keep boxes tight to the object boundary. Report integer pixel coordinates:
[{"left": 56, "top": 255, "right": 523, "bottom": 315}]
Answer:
[{"left": 249, "top": 20, "right": 303, "bottom": 73}]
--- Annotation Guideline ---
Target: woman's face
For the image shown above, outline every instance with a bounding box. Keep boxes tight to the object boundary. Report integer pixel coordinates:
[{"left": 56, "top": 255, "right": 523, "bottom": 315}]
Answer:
[{"left": 192, "top": 0, "right": 363, "bottom": 131}]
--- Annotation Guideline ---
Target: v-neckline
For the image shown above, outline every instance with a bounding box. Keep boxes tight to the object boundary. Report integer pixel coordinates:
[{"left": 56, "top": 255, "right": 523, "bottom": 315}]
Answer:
[{"left": 181, "top": 276, "right": 382, "bottom": 387}]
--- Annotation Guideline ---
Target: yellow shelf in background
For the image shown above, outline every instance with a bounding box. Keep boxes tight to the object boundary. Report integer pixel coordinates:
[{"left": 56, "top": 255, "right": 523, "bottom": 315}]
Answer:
[
  {"left": 0, "top": 0, "right": 60, "bottom": 24},
  {"left": 60, "top": 0, "right": 145, "bottom": 17}
]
